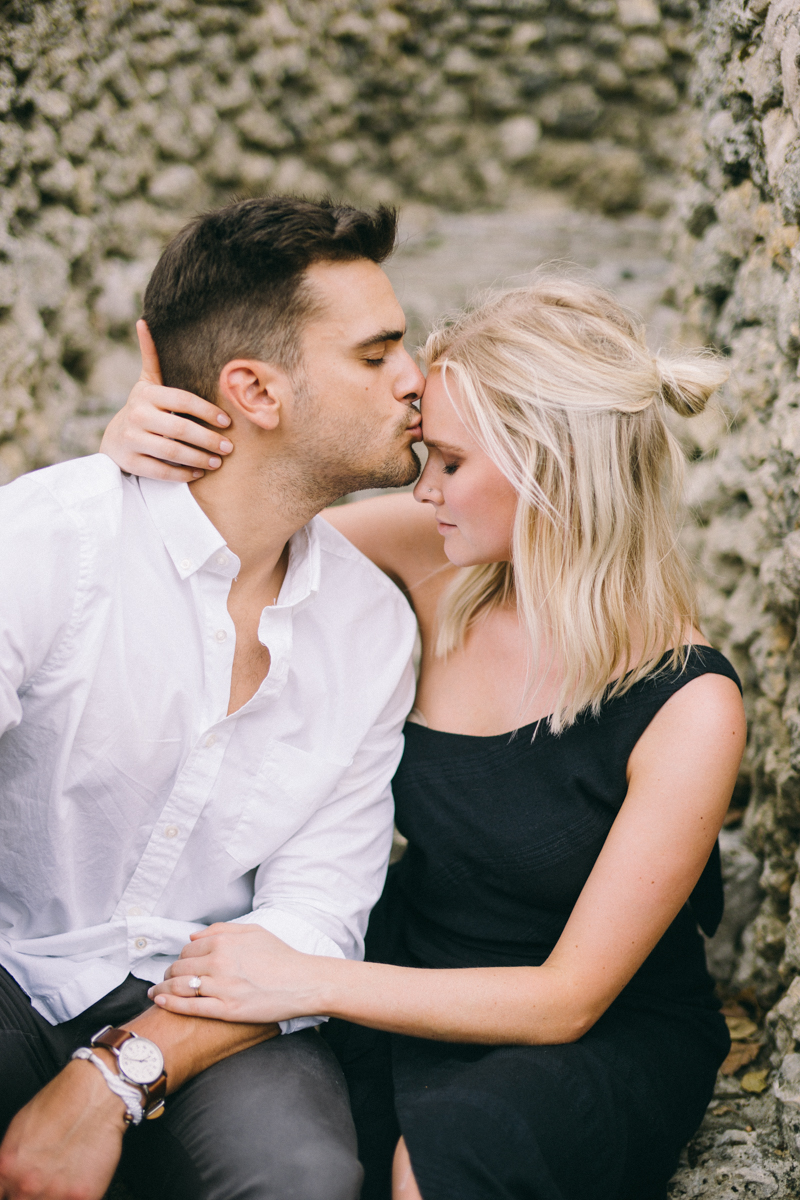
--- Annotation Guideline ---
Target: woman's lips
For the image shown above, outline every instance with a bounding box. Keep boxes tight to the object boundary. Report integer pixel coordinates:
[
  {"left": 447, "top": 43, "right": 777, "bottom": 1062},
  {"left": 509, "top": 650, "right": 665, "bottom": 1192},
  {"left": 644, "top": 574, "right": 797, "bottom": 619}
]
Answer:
[{"left": 436, "top": 520, "right": 457, "bottom": 534}]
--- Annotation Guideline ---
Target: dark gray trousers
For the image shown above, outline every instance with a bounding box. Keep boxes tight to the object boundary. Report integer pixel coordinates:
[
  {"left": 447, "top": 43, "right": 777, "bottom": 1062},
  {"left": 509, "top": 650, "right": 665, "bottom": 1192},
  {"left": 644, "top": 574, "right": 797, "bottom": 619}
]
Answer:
[{"left": 0, "top": 966, "right": 362, "bottom": 1200}]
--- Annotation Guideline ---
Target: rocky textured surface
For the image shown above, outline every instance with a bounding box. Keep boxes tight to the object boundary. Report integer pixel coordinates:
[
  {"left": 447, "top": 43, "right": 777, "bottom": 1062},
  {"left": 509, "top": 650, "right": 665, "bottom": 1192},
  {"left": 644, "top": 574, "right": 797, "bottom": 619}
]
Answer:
[
  {"left": 0, "top": 0, "right": 696, "bottom": 482},
  {"left": 666, "top": 0, "right": 800, "bottom": 1193}
]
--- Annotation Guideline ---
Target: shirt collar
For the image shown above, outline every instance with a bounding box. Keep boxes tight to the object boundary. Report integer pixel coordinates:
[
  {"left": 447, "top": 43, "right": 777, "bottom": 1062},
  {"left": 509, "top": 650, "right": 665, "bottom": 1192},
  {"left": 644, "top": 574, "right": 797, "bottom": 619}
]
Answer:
[
  {"left": 277, "top": 518, "right": 321, "bottom": 610},
  {"left": 137, "top": 478, "right": 322, "bottom": 606},
  {"left": 138, "top": 478, "right": 234, "bottom": 580}
]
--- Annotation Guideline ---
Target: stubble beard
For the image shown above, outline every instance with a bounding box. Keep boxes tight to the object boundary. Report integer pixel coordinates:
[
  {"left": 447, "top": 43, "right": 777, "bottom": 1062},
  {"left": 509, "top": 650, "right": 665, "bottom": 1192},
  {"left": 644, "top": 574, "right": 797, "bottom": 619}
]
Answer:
[
  {"left": 298, "top": 429, "right": 421, "bottom": 510},
  {"left": 286, "top": 376, "right": 422, "bottom": 511}
]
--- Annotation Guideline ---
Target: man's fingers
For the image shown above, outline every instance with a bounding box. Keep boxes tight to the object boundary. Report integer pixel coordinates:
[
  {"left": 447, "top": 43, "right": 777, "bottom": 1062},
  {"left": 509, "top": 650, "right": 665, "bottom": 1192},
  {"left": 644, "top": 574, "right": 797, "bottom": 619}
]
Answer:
[{"left": 136, "top": 320, "right": 163, "bottom": 385}]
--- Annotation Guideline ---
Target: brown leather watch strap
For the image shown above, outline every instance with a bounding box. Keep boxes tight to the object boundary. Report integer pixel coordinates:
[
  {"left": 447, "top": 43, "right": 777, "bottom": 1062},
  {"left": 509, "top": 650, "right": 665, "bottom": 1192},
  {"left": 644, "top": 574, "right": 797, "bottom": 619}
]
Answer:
[
  {"left": 144, "top": 1073, "right": 167, "bottom": 1117},
  {"left": 91, "top": 1026, "right": 167, "bottom": 1118},
  {"left": 92, "top": 1026, "right": 131, "bottom": 1053}
]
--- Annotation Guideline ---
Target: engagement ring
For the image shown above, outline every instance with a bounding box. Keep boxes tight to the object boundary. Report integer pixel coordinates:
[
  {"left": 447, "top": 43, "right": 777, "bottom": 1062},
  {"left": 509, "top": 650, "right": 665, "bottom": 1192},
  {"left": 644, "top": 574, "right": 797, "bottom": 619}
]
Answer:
[{"left": 188, "top": 975, "right": 202, "bottom": 995}]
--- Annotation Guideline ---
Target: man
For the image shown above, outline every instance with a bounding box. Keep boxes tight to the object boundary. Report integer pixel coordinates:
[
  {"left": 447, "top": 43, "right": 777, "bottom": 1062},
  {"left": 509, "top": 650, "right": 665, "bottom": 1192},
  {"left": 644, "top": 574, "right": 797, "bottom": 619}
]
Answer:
[{"left": 0, "top": 196, "right": 424, "bottom": 1200}]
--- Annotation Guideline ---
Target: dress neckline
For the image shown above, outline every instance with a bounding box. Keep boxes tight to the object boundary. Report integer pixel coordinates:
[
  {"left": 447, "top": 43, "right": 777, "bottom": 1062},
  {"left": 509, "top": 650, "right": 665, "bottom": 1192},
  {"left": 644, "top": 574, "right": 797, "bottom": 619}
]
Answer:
[{"left": 405, "top": 645, "right": 725, "bottom": 743}]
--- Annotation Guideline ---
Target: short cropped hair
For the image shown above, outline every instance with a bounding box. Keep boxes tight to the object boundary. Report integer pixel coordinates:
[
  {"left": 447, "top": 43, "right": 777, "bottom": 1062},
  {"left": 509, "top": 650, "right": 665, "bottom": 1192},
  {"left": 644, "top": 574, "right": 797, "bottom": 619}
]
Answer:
[{"left": 142, "top": 195, "right": 398, "bottom": 401}]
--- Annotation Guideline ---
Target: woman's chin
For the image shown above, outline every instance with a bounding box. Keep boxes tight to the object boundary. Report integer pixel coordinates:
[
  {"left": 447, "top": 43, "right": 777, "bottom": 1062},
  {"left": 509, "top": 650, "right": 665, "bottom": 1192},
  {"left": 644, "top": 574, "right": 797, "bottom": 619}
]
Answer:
[{"left": 442, "top": 543, "right": 489, "bottom": 568}]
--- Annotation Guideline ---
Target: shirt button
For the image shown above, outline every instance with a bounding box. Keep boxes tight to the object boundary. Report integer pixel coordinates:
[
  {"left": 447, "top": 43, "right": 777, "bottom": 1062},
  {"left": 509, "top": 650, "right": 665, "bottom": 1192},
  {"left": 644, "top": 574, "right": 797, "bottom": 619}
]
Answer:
[
  {"left": 214, "top": 629, "right": 227, "bottom": 642},
  {"left": 127, "top": 906, "right": 143, "bottom": 917},
  {"left": 135, "top": 937, "right": 148, "bottom": 950},
  {"left": 204, "top": 733, "right": 217, "bottom": 748},
  {"left": 214, "top": 552, "right": 228, "bottom": 566},
  {"left": 163, "top": 824, "right": 179, "bottom": 839},
  {"left": 179, "top": 558, "right": 192, "bottom": 570}
]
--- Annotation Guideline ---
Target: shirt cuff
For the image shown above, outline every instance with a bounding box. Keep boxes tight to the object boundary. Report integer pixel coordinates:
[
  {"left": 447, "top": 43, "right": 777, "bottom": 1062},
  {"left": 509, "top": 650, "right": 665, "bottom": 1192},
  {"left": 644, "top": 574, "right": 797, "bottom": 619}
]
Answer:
[{"left": 231, "top": 906, "right": 345, "bottom": 1035}]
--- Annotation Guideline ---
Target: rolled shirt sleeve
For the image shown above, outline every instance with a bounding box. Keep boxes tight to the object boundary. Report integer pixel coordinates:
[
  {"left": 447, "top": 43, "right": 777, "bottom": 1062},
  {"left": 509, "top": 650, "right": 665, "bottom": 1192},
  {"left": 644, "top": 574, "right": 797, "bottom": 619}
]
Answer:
[{"left": 233, "top": 657, "right": 416, "bottom": 1032}]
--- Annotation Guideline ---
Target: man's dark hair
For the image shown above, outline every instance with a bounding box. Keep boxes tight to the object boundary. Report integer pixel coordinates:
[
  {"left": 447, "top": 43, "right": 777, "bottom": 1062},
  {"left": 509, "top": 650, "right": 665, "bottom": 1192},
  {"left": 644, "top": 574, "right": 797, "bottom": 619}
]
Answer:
[{"left": 142, "top": 195, "right": 398, "bottom": 401}]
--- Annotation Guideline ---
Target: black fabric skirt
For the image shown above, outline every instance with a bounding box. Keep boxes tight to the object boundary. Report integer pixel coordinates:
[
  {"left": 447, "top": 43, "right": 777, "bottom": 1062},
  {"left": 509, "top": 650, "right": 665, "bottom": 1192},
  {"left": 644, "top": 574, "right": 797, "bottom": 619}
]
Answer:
[{"left": 325, "top": 997, "right": 728, "bottom": 1200}]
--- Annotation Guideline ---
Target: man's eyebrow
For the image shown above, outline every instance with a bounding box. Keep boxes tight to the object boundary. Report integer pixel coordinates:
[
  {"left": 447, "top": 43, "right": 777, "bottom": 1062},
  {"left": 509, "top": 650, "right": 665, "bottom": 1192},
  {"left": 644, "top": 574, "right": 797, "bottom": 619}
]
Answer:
[{"left": 353, "top": 328, "right": 406, "bottom": 350}]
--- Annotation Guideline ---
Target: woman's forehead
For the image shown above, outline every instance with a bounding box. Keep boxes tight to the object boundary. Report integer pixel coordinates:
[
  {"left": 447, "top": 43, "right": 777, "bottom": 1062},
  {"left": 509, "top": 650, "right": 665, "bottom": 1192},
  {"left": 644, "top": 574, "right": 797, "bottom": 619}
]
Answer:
[{"left": 421, "top": 371, "right": 476, "bottom": 449}]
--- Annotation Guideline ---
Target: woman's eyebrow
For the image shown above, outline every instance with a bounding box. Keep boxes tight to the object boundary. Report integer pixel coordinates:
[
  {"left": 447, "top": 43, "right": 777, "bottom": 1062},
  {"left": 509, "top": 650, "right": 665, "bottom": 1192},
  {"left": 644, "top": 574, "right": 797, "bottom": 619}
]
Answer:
[
  {"left": 353, "top": 328, "right": 405, "bottom": 350},
  {"left": 425, "top": 439, "right": 465, "bottom": 453}
]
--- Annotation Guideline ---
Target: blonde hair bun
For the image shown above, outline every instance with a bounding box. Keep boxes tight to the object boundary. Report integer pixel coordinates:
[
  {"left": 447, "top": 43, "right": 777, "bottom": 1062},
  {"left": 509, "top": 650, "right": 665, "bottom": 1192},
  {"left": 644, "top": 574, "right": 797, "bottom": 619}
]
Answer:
[{"left": 655, "top": 353, "right": 729, "bottom": 418}]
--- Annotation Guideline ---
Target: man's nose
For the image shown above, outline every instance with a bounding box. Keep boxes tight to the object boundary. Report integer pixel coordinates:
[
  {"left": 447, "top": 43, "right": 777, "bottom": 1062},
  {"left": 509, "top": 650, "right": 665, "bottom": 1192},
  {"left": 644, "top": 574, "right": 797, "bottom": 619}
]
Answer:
[{"left": 396, "top": 348, "right": 426, "bottom": 401}]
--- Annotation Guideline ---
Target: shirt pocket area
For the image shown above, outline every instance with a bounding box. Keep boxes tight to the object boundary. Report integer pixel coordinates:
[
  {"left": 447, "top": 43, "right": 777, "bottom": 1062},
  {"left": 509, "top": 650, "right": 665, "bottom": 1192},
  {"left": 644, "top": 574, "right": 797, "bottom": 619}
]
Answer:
[{"left": 223, "top": 739, "right": 353, "bottom": 870}]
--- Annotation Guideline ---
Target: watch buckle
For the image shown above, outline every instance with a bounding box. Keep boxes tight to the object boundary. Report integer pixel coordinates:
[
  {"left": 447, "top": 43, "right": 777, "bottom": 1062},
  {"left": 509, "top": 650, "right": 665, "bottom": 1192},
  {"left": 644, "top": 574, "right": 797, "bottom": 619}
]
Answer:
[{"left": 146, "top": 1099, "right": 166, "bottom": 1119}]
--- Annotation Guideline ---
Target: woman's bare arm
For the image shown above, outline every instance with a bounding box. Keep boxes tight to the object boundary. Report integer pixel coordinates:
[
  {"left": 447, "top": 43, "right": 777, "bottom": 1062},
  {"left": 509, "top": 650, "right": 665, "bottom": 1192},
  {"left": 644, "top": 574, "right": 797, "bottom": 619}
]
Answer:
[
  {"left": 149, "top": 671, "right": 745, "bottom": 1044},
  {"left": 322, "top": 494, "right": 450, "bottom": 597}
]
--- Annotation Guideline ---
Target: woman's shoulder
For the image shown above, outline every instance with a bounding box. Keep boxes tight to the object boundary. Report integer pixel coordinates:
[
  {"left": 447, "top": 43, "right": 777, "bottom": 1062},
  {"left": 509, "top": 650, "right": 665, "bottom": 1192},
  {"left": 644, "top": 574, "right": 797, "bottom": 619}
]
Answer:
[
  {"left": 637, "top": 643, "right": 742, "bottom": 699},
  {"left": 582, "top": 642, "right": 744, "bottom": 751}
]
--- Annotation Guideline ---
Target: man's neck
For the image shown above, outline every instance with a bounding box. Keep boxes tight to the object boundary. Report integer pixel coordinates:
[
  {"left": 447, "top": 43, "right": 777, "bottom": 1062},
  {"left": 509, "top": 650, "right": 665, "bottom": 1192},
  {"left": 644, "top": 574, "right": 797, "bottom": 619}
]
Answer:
[{"left": 188, "top": 459, "right": 321, "bottom": 587}]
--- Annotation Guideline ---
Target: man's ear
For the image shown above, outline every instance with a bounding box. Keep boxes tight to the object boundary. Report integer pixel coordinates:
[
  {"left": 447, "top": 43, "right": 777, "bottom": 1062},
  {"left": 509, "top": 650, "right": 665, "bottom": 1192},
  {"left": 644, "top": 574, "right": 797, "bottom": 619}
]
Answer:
[{"left": 217, "top": 359, "right": 292, "bottom": 431}]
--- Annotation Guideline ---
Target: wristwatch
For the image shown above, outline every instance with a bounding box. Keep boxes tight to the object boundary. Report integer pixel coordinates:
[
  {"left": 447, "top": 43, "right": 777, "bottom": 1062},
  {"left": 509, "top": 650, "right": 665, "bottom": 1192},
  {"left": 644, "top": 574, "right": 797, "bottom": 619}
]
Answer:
[{"left": 91, "top": 1026, "right": 167, "bottom": 1119}]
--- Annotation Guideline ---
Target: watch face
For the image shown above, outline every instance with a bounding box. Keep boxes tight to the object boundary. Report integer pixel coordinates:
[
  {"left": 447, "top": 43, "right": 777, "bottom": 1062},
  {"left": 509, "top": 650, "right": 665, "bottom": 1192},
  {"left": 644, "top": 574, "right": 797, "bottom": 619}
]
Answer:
[{"left": 118, "top": 1037, "right": 164, "bottom": 1085}]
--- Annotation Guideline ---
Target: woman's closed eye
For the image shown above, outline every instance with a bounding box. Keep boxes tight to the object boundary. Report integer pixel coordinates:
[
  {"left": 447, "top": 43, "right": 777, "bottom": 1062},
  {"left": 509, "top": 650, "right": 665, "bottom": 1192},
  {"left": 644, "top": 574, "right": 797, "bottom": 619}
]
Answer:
[{"left": 443, "top": 462, "right": 460, "bottom": 475}]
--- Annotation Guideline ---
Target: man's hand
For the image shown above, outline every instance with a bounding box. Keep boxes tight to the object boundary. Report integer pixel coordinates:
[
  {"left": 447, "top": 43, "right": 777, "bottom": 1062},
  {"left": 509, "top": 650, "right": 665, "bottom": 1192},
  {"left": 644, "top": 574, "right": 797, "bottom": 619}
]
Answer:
[
  {"left": 99, "top": 319, "right": 234, "bottom": 482},
  {"left": 0, "top": 1060, "right": 127, "bottom": 1200}
]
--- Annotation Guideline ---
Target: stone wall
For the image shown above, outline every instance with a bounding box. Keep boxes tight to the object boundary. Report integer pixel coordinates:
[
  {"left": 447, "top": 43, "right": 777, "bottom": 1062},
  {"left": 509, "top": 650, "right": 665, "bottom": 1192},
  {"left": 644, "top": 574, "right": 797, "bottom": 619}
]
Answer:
[
  {"left": 0, "top": 0, "right": 694, "bottom": 483},
  {"left": 669, "top": 0, "right": 800, "bottom": 1184}
]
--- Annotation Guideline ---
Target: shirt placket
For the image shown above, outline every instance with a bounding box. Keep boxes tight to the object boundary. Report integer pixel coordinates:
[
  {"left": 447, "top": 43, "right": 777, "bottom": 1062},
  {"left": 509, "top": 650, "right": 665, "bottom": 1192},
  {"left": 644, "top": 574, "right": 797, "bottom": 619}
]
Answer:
[{"left": 113, "top": 565, "right": 238, "bottom": 963}]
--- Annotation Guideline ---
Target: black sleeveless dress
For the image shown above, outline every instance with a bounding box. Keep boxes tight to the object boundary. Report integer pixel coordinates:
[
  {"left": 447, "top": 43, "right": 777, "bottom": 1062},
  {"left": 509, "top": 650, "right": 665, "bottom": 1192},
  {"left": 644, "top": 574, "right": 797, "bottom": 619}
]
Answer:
[{"left": 324, "top": 647, "right": 738, "bottom": 1200}]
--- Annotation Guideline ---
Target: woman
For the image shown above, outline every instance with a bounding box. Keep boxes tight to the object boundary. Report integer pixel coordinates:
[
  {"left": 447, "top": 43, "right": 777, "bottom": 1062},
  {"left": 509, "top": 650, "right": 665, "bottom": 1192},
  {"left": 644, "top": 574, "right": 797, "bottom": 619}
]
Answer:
[{"left": 102, "top": 279, "right": 744, "bottom": 1200}]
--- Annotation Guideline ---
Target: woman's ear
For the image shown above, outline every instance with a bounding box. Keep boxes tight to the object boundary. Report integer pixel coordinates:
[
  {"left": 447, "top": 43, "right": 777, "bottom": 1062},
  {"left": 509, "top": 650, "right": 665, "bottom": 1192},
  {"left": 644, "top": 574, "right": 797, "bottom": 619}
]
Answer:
[{"left": 217, "top": 359, "right": 291, "bottom": 431}]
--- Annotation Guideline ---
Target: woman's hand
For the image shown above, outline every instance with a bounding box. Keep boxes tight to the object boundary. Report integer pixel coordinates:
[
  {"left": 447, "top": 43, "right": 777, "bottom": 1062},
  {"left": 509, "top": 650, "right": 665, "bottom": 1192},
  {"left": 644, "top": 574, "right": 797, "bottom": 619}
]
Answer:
[
  {"left": 99, "top": 320, "right": 235, "bottom": 482},
  {"left": 147, "top": 923, "right": 329, "bottom": 1023}
]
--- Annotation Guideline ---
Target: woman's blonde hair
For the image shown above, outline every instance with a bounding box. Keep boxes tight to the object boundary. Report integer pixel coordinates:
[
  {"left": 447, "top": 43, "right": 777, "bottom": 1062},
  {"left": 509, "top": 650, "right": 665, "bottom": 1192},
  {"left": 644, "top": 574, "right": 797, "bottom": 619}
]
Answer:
[{"left": 422, "top": 277, "right": 728, "bottom": 733}]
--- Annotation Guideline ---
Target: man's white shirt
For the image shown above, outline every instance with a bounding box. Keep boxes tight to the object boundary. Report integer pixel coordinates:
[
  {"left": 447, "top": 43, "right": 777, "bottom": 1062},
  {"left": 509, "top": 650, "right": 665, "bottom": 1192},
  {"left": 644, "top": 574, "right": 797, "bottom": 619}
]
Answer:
[{"left": 0, "top": 455, "right": 416, "bottom": 1028}]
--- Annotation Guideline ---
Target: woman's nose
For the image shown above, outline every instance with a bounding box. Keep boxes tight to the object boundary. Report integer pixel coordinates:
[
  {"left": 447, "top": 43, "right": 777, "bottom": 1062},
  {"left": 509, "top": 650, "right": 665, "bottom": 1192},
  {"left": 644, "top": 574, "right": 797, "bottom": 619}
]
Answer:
[{"left": 413, "top": 465, "right": 441, "bottom": 505}]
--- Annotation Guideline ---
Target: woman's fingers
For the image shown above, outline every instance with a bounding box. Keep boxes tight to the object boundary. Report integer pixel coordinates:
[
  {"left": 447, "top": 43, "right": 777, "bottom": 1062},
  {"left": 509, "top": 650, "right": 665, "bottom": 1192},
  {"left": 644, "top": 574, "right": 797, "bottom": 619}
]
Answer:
[
  {"left": 166, "top": 953, "right": 214, "bottom": 980},
  {"left": 107, "top": 405, "right": 230, "bottom": 471},
  {"left": 130, "top": 379, "right": 232, "bottom": 431},
  {"left": 121, "top": 455, "right": 204, "bottom": 483},
  {"left": 131, "top": 431, "right": 224, "bottom": 471},
  {"left": 134, "top": 326, "right": 231, "bottom": 427},
  {"left": 152, "top": 993, "right": 229, "bottom": 1018},
  {"left": 136, "top": 320, "right": 163, "bottom": 385},
  {"left": 157, "top": 413, "right": 233, "bottom": 459}
]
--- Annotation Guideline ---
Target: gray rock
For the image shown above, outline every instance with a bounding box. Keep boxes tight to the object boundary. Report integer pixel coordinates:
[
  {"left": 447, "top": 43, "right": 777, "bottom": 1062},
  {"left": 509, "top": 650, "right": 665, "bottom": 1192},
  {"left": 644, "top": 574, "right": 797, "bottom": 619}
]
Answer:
[
  {"left": 148, "top": 164, "right": 206, "bottom": 209},
  {"left": 705, "top": 828, "right": 763, "bottom": 985},
  {"left": 496, "top": 115, "right": 541, "bottom": 162},
  {"left": 535, "top": 83, "right": 604, "bottom": 136}
]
